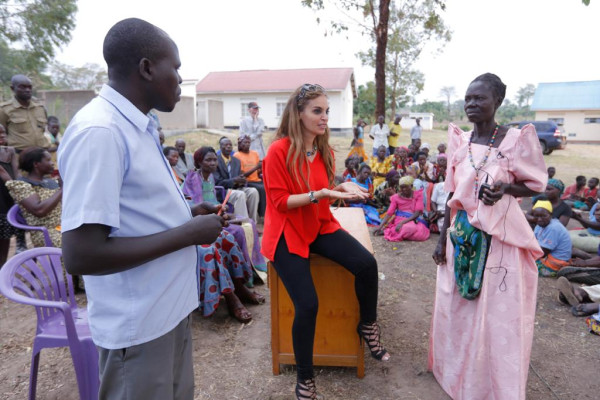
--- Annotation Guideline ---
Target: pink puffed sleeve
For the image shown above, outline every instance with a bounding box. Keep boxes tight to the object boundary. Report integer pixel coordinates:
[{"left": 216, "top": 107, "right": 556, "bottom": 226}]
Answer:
[
  {"left": 443, "top": 123, "right": 464, "bottom": 193},
  {"left": 386, "top": 194, "right": 399, "bottom": 215},
  {"left": 413, "top": 189, "right": 424, "bottom": 212},
  {"left": 508, "top": 124, "right": 547, "bottom": 192}
]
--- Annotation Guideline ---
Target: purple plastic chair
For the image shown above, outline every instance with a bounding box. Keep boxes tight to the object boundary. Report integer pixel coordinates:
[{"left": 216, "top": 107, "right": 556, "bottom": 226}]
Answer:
[
  {"left": 6, "top": 204, "right": 55, "bottom": 247},
  {"left": 0, "top": 247, "right": 99, "bottom": 400}
]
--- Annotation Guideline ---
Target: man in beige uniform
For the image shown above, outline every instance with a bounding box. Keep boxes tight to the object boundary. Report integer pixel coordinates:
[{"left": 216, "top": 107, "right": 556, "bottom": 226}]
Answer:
[{"left": 0, "top": 74, "right": 50, "bottom": 151}]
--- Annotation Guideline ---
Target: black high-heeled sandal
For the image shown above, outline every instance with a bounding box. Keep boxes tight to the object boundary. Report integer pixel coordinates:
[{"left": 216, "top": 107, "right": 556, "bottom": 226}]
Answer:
[
  {"left": 295, "top": 378, "right": 322, "bottom": 400},
  {"left": 357, "top": 321, "right": 390, "bottom": 361}
]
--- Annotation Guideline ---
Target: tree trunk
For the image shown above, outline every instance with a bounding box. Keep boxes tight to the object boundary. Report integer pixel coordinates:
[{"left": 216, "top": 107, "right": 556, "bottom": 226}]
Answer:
[{"left": 374, "top": 0, "right": 390, "bottom": 119}]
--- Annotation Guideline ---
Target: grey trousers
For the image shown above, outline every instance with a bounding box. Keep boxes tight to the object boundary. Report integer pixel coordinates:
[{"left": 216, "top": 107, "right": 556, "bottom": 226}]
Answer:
[
  {"left": 97, "top": 315, "right": 194, "bottom": 400},
  {"left": 229, "top": 187, "right": 259, "bottom": 222}
]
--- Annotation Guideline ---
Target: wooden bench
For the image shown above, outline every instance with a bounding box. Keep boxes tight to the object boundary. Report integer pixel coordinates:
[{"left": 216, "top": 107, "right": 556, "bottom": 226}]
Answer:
[{"left": 269, "top": 207, "right": 373, "bottom": 378}]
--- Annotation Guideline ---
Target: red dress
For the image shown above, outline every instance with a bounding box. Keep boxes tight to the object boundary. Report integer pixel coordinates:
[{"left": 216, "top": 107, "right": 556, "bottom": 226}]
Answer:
[{"left": 261, "top": 137, "right": 341, "bottom": 260}]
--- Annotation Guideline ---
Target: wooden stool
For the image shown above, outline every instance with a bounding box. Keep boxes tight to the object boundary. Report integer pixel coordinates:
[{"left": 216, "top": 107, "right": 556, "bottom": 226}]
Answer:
[{"left": 269, "top": 207, "right": 373, "bottom": 378}]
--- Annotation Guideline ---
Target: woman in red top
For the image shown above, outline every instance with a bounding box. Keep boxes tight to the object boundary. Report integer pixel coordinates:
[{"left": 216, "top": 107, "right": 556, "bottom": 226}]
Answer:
[{"left": 262, "top": 84, "right": 390, "bottom": 400}]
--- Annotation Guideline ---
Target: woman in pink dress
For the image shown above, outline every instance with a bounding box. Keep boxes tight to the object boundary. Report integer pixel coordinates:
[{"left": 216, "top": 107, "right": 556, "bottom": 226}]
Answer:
[
  {"left": 430, "top": 73, "right": 547, "bottom": 400},
  {"left": 373, "top": 175, "right": 430, "bottom": 242}
]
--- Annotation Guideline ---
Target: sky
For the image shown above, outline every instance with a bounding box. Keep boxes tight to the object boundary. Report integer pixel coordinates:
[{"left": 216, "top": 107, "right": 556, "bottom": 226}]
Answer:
[{"left": 55, "top": 0, "right": 599, "bottom": 105}]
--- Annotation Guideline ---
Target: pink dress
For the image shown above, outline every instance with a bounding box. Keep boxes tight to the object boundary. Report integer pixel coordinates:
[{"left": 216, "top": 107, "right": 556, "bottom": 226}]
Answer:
[
  {"left": 428, "top": 124, "right": 547, "bottom": 400},
  {"left": 383, "top": 189, "right": 430, "bottom": 242}
]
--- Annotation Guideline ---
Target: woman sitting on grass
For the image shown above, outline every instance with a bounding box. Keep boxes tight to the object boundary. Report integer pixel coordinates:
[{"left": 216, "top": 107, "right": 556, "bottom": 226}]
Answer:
[
  {"left": 526, "top": 179, "right": 571, "bottom": 227},
  {"left": 532, "top": 200, "right": 572, "bottom": 277},
  {"left": 368, "top": 145, "right": 393, "bottom": 188},
  {"left": 373, "top": 169, "right": 400, "bottom": 212},
  {"left": 391, "top": 146, "right": 411, "bottom": 176},
  {"left": 373, "top": 176, "right": 430, "bottom": 242}
]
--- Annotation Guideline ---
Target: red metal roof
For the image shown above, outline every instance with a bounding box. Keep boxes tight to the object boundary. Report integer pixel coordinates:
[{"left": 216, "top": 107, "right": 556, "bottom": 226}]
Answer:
[{"left": 196, "top": 68, "right": 355, "bottom": 94}]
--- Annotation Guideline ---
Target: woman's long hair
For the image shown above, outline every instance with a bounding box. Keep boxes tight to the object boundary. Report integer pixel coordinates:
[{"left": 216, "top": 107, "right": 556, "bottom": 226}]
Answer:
[{"left": 275, "top": 84, "right": 335, "bottom": 190}]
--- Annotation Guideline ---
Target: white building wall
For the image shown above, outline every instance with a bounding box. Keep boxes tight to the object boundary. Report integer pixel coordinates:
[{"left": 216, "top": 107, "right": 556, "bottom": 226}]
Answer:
[
  {"left": 535, "top": 110, "right": 600, "bottom": 143},
  {"left": 400, "top": 112, "right": 434, "bottom": 130},
  {"left": 197, "top": 90, "right": 354, "bottom": 132}
]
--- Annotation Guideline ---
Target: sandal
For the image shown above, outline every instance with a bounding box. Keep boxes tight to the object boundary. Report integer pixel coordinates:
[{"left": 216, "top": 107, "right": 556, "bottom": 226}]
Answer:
[
  {"left": 236, "top": 286, "right": 266, "bottom": 305},
  {"left": 557, "top": 277, "right": 580, "bottom": 306},
  {"left": 295, "top": 378, "right": 323, "bottom": 400},
  {"left": 225, "top": 293, "right": 252, "bottom": 323},
  {"left": 229, "top": 305, "right": 252, "bottom": 323},
  {"left": 357, "top": 322, "right": 390, "bottom": 361},
  {"left": 571, "top": 303, "right": 599, "bottom": 317}
]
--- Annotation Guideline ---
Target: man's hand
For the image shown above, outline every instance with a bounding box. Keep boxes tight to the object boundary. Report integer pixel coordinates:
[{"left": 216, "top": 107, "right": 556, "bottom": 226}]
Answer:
[
  {"left": 233, "top": 176, "right": 247, "bottom": 187},
  {"left": 190, "top": 202, "right": 221, "bottom": 216},
  {"left": 182, "top": 214, "right": 224, "bottom": 245}
]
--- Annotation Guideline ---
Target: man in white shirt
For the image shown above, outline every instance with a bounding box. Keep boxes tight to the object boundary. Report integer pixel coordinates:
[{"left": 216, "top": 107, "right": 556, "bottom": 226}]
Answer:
[
  {"left": 368, "top": 115, "right": 390, "bottom": 157},
  {"left": 410, "top": 118, "right": 423, "bottom": 146},
  {"left": 239, "top": 102, "right": 266, "bottom": 159},
  {"left": 59, "top": 18, "right": 223, "bottom": 400}
]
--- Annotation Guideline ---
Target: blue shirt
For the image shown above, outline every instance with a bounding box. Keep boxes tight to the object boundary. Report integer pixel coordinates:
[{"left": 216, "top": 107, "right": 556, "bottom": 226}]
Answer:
[
  {"left": 58, "top": 85, "right": 198, "bottom": 349},
  {"left": 588, "top": 203, "right": 600, "bottom": 236},
  {"left": 534, "top": 219, "right": 572, "bottom": 261}
]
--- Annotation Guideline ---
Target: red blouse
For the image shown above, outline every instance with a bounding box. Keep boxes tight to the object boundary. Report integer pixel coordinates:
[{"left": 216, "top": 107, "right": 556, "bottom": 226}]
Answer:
[{"left": 261, "top": 137, "right": 341, "bottom": 260}]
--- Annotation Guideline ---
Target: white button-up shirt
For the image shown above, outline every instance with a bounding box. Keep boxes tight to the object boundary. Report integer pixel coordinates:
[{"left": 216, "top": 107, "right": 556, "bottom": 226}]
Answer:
[
  {"left": 370, "top": 123, "right": 390, "bottom": 150},
  {"left": 58, "top": 85, "right": 198, "bottom": 349}
]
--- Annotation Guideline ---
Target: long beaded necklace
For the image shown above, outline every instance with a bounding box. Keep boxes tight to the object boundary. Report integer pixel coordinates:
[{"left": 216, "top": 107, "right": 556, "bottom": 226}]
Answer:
[{"left": 468, "top": 124, "right": 499, "bottom": 195}]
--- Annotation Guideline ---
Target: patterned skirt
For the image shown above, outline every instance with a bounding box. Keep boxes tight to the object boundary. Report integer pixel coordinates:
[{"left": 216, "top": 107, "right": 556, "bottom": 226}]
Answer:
[{"left": 197, "top": 230, "right": 253, "bottom": 317}]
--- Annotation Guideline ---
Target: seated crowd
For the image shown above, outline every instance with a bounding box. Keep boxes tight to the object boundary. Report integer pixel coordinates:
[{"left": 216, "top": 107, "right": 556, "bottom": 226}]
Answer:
[
  {"left": 0, "top": 123, "right": 268, "bottom": 324},
  {"left": 3, "top": 116, "right": 600, "bottom": 334},
  {"left": 342, "top": 137, "right": 450, "bottom": 243},
  {"left": 523, "top": 167, "right": 600, "bottom": 333}
]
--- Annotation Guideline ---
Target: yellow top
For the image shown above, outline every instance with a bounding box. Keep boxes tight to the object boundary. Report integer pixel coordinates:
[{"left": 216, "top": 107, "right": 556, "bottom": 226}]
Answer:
[{"left": 388, "top": 122, "right": 401, "bottom": 147}]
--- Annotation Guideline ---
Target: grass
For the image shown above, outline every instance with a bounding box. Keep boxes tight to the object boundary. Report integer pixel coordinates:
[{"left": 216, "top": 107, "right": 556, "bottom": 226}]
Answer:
[{"left": 166, "top": 127, "right": 597, "bottom": 187}]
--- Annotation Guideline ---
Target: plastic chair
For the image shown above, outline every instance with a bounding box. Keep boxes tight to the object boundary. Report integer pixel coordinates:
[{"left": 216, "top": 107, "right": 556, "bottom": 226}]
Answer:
[
  {"left": 0, "top": 247, "right": 99, "bottom": 400},
  {"left": 6, "top": 204, "right": 55, "bottom": 247}
]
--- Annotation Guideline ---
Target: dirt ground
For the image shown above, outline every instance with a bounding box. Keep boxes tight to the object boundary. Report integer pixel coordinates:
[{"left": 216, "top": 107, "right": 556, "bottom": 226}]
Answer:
[
  {"left": 1, "top": 227, "right": 599, "bottom": 400},
  {"left": 1, "top": 132, "right": 599, "bottom": 399}
]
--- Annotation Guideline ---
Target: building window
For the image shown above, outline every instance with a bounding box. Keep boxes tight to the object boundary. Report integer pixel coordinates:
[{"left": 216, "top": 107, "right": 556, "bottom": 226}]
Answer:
[
  {"left": 584, "top": 117, "right": 600, "bottom": 124},
  {"left": 241, "top": 103, "right": 250, "bottom": 118},
  {"left": 240, "top": 99, "right": 257, "bottom": 118},
  {"left": 548, "top": 117, "right": 564, "bottom": 125},
  {"left": 276, "top": 102, "right": 286, "bottom": 117}
]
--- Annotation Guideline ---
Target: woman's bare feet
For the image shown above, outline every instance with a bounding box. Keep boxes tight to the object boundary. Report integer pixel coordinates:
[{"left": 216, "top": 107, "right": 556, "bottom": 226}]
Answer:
[{"left": 571, "top": 303, "right": 600, "bottom": 317}]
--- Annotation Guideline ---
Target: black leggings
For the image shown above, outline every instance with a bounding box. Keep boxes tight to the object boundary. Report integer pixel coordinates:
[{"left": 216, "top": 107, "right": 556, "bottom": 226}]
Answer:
[{"left": 272, "top": 229, "right": 379, "bottom": 381}]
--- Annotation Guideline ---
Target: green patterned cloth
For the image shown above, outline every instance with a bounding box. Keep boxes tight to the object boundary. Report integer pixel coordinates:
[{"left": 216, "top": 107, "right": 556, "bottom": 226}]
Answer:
[{"left": 449, "top": 210, "right": 491, "bottom": 300}]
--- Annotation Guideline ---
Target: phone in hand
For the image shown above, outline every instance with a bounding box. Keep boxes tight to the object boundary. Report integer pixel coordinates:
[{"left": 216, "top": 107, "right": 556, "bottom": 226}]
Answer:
[{"left": 478, "top": 183, "right": 492, "bottom": 200}]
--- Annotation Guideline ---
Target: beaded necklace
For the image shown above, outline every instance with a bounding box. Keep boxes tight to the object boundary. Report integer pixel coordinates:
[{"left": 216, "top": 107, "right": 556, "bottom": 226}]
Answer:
[
  {"left": 306, "top": 144, "right": 318, "bottom": 157},
  {"left": 468, "top": 124, "right": 499, "bottom": 195}
]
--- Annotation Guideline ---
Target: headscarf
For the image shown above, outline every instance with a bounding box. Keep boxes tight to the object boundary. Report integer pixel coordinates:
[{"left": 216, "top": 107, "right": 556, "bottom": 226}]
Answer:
[
  {"left": 547, "top": 178, "right": 565, "bottom": 195},
  {"left": 398, "top": 146, "right": 409, "bottom": 152},
  {"left": 398, "top": 175, "right": 414, "bottom": 187},
  {"left": 533, "top": 200, "right": 553, "bottom": 213},
  {"left": 385, "top": 169, "right": 399, "bottom": 180},
  {"left": 420, "top": 143, "right": 431, "bottom": 150}
]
